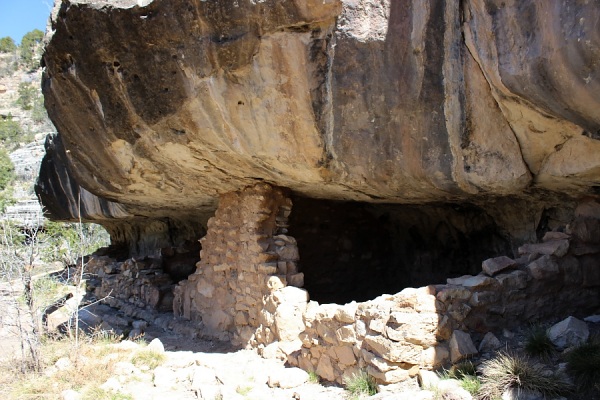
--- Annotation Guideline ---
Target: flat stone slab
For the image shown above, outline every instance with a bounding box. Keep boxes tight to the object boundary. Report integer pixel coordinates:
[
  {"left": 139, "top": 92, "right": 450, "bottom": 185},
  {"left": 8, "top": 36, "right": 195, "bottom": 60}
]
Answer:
[
  {"left": 482, "top": 256, "right": 517, "bottom": 276},
  {"left": 518, "top": 239, "right": 569, "bottom": 258},
  {"left": 447, "top": 274, "right": 496, "bottom": 289}
]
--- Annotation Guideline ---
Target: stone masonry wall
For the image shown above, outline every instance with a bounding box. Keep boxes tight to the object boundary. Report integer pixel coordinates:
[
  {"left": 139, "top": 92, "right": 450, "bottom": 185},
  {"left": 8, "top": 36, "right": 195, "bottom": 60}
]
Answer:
[
  {"left": 89, "top": 184, "right": 600, "bottom": 386},
  {"left": 282, "top": 199, "right": 600, "bottom": 385},
  {"left": 173, "top": 183, "right": 305, "bottom": 347}
]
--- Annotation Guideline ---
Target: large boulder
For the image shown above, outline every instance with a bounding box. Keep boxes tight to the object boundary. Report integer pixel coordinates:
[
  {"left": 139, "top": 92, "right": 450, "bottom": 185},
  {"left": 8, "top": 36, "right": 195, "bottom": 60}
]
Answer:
[{"left": 36, "top": 0, "right": 600, "bottom": 229}]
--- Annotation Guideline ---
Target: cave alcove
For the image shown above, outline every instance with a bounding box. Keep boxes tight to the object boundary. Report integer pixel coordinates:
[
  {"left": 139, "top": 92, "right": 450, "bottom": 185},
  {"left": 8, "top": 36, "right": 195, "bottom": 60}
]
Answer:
[{"left": 288, "top": 196, "right": 512, "bottom": 304}]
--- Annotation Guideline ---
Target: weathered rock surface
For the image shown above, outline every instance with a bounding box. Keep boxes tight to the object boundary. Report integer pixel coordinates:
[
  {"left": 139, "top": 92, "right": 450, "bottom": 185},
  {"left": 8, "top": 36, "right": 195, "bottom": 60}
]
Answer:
[
  {"left": 548, "top": 316, "right": 589, "bottom": 350},
  {"left": 36, "top": 0, "right": 600, "bottom": 240}
]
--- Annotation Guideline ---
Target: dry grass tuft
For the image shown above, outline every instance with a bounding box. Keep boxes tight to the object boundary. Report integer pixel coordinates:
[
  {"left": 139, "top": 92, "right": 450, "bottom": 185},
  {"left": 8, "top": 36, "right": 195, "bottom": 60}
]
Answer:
[
  {"left": 1, "top": 332, "right": 137, "bottom": 399},
  {"left": 130, "top": 348, "right": 165, "bottom": 370},
  {"left": 477, "top": 352, "right": 572, "bottom": 400}
]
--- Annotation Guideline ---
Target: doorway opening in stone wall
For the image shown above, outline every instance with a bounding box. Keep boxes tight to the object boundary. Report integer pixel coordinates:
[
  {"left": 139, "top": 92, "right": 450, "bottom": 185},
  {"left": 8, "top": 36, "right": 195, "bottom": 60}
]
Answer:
[
  {"left": 288, "top": 196, "right": 512, "bottom": 304},
  {"left": 161, "top": 240, "right": 201, "bottom": 284}
]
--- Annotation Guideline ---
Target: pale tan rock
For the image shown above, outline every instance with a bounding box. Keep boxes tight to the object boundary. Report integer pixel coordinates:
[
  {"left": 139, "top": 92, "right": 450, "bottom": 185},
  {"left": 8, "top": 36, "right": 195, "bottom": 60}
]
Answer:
[
  {"left": 332, "top": 345, "right": 356, "bottom": 366},
  {"left": 61, "top": 389, "right": 81, "bottom": 400},
  {"left": 190, "top": 365, "right": 219, "bottom": 389},
  {"left": 367, "top": 365, "right": 410, "bottom": 384},
  {"left": 364, "top": 335, "right": 422, "bottom": 364},
  {"left": 278, "top": 339, "right": 303, "bottom": 356},
  {"left": 303, "top": 301, "right": 321, "bottom": 324},
  {"left": 316, "top": 323, "right": 338, "bottom": 345},
  {"left": 314, "top": 304, "right": 340, "bottom": 321},
  {"left": 388, "top": 326, "right": 436, "bottom": 347},
  {"left": 369, "top": 317, "right": 387, "bottom": 333},
  {"left": 436, "top": 379, "right": 473, "bottom": 400},
  {"left": 274, "top": 303, "right": 305, "bottom": 342},
  {"left": 334, "top": 302, "right": 358, "bottom": 323},
  {"left": 267, "top": 367, "right": 309, "bottom": 389},
  {"left": 272, "top": 286, "right": 309, "bottom": 305},
  {"left": 449, "top": 330, "right": 478, "bottom": 363},
  {"left": 55, "top": 357, "right": 72, "bottom": 371},
  {"left": 418, "top": 369, "right": 441, "bottom": 389},
  {"left": 147, "top": 338, "right": 165, "bottom": 354},
  {"left": 335, "top": 325, "right": 356, "bottom": 344},
  {"left": 420, "top": 345, "right": 450, "bottom": 369},
  {"left": 266, "top": 276, "right": 287, "bottom": 292},
  {"left": 153, "top": 366, "right": 179, "bottom": 388},
  {"left": 262, "top": 342, "right": 285, "bottom": 360},
  {"left": 362, "top": 349, "right": 394, "bottom": 372},
  {"left": 316, "top": 354, "right": 336, "bottom": 382}
]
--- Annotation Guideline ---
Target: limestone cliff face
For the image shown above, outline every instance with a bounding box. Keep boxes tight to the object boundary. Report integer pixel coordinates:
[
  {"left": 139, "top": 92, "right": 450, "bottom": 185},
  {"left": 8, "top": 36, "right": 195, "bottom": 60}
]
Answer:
[{"left": 36, "top": 0, "right": 600, "bottom": 243}]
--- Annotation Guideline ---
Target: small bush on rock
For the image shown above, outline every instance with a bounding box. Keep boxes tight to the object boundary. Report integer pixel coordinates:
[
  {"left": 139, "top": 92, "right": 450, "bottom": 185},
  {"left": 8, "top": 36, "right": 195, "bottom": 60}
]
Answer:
[
  {"left": 477, "top": 352, "right": 571, "bottom": 400},
  {"left": 344, "top": 370, "right": 377, "bottom": 399}
]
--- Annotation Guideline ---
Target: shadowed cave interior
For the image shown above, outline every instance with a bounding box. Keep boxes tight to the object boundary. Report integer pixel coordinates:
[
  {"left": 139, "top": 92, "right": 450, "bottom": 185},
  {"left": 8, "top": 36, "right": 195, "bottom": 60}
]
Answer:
[{"left": 288, "top": 196, "right": 513, "bottom": 304}]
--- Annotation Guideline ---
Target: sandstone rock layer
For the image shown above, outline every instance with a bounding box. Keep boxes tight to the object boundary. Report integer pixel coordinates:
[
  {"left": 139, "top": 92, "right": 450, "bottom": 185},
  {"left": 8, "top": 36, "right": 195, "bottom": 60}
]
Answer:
[{"left": 36, "top": 0, "right": 600, "bottom": 226}]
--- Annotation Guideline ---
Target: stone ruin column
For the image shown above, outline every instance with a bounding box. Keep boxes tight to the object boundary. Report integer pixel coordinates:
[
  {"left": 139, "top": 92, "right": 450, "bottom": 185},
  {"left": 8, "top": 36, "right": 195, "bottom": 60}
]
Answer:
[{"left": 173, "top": 183, "right": 307, "bottom": 348}]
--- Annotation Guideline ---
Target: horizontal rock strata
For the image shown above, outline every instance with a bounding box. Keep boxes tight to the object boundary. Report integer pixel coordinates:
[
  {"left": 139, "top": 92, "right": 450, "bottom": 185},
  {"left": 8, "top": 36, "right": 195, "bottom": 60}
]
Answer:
[{"left": 37, "top": 0, "right": 600, "bottom": 229}]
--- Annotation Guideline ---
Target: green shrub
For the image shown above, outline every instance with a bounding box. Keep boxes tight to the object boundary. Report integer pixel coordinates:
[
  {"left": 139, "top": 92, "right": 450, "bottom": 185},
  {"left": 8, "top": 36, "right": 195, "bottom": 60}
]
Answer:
[
  {"left": 0, "top": 117, "right": 22, "bottom": 146},
  {"left": 477, "top": 352, "right": 572, "bottom": 400},
  {"left": 566, "top": 337, "right": 600, "bottom": 392},
  {"left": 0, "top": 36, "right": 17, "bottom": 53},
  {"left": 344, "top": 370, "right": 377, "bottom": 398},
  {"left": 0, "top": 59, "right": 18, "bottom": 79},
  {"left": 0, "top": 148, "right": 15, "bottom": 190},
  {"left": 39, "top": 221, "right": 110, "bottom": 265},
  {"left": 31, "top": 96, "right": 49, "bottom": 124},
  {"left": 524, "top": 324, "right": 554, "bottom": 359},
  {"left": 16, "top": 82, "right": 38, "bottom": 110},
  {"left": 20, "top": 29, "right": 44, "bottom": 70},
  {"left": 0, "top": 149, "right": 15, "bottom": 212}
]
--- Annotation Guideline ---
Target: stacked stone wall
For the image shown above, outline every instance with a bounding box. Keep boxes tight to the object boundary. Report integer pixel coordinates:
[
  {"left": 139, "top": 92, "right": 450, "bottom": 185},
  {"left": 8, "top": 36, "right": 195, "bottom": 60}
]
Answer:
[
  {"left": 88, "top": 184, "right": 600, "bottom": 386},
  {"left": 173, "top": 183, "right": 305, "bottom": 347},
  {"left": 87, "top": 256, "right": 175, "bottom": 314}
]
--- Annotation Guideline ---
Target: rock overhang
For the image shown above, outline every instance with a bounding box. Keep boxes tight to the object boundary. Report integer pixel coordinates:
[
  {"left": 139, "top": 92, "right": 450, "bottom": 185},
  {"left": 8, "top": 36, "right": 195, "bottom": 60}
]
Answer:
[{"left": 36, "top": 0, "right": 600, "bottom": 236}]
